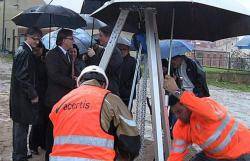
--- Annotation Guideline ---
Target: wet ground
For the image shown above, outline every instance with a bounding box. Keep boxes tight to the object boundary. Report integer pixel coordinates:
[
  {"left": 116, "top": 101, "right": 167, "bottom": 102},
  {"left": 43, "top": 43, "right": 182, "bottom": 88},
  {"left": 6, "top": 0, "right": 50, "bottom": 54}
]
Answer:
[{"left": 0, "top": 56, "right": 249, "bottom": 161}]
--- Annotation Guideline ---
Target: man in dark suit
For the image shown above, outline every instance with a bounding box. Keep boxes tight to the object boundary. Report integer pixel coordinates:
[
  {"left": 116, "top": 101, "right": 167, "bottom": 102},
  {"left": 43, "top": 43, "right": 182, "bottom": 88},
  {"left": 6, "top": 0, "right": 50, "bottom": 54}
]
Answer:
[
  {"left": 84, "top": 26, "right": 123, "bottom": 95},
  {"left": 44, "top": 28, "right": 76, "bottom": 161},
  {"left": 10, "top": 27, "right": 42, "bottom": 161},
  {"left": 117, "top": 38, "right": 136, "bottom": 106}
]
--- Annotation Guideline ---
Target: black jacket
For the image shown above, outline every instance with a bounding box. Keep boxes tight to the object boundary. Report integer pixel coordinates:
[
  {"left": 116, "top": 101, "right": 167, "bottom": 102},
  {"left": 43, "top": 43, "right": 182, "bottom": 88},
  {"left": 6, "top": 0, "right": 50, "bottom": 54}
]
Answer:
[
  {"left": 10, "top": 42, "right": 38, "bottom": 124},
  {"left": 85, "top": 45, "right": 123, "bottom": 95},
  {"left": 174, "top": 56, "right": 210, "bottom": 97},
  {"left": 119, "top": 55, "right": 136, "bottom": 105},
  {"left": 44, "top": 46, "right": 76, "bottom": 108},
  {"left": 34, "top": 56, "right": 48, "bottom": 123}
]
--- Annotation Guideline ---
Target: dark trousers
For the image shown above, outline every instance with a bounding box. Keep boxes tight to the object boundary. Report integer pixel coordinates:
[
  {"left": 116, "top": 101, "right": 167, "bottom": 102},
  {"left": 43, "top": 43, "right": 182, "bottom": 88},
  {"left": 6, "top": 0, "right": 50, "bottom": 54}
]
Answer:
[
  {"left": 29, "top": 124, "right": 46, "bottom": 151},
  {"left": 29, "top": 104, "right": 47, "bottom": 151},
  {"left": 12, "top": 122, "right": 29, "bottom": 161},
  {"left": 191, "top": 152, "right": 250, "bottom": 161}
]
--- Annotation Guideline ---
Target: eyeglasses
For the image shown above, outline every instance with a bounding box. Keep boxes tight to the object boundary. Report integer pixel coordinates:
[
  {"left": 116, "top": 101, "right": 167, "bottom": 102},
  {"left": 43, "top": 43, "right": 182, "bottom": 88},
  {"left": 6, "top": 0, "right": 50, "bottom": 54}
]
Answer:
[
  {"left": 65, "top": 37, "right": 74, "bottom": 41},
  {"left": 30, "top": 36, "right": 41, "bottom": 42}
]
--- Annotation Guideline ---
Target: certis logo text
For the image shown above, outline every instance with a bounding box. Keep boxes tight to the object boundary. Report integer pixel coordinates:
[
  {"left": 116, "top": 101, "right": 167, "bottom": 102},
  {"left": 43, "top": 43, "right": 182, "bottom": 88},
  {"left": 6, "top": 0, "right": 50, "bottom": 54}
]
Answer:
[{"left": 63, "top": 101, "right": 90, "bottom": 110}]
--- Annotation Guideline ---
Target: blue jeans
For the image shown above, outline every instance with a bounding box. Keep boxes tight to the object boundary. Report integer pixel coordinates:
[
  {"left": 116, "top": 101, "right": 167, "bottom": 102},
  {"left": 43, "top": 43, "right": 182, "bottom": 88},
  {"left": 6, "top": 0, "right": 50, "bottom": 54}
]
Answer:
[
  {"left": 12, "top": 122, "right": 29, "bottom": 161},
  {"left": 191, "top": 152, "right": 250, "bottom": 161}
]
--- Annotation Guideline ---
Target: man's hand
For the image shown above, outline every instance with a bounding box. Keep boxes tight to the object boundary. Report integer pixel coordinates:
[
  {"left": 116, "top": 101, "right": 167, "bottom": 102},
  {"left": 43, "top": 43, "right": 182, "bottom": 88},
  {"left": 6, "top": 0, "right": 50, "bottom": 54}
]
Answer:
[
  {"left": 31, "top": 96, "right": 39, "bottom": 104},
  {"left": 164, "top": 75, "right": 179, "bottom": 93},
  {"left": 87, "top": 48, "right": 95, "bottom": 57}
]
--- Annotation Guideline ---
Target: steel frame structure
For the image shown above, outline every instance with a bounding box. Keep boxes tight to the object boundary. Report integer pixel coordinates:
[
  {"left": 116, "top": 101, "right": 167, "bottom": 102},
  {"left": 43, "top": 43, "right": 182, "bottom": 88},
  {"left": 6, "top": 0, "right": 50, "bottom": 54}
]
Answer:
[{"left": 99, "top": 8, "right": 171, "bottom": 161}]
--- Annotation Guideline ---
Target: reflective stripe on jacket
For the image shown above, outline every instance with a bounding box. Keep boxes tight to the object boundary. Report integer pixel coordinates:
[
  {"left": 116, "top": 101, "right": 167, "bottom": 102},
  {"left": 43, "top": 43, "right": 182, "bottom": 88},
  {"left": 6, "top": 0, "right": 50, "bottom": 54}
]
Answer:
[
  {"left": 50, "top": 85, "right": 115, "bottom": 161},
  {"left": 168, "top": 91, "right": 250, "bottom": 161}
]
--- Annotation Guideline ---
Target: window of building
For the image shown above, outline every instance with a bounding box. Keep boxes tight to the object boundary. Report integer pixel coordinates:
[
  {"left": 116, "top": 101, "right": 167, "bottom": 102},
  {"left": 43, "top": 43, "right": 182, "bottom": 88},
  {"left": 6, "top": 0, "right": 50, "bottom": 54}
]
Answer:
[{"left": 7, "top": 38, "right": 10, "bottom": 51}]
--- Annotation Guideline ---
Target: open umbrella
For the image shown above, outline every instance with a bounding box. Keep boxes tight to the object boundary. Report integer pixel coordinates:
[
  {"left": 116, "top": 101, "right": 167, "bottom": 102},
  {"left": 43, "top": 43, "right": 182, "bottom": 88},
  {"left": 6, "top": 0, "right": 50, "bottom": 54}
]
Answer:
[
  {"left": 80, "top": 14, "right": 107, "bottom": 30},
  {"left": 91, "top": 1, "right": 250, "bottom": 160},
  {"left": 42, "top": 28, "right": 94, "bottom": 54},
  {"left": 81, "top": 0, "right": 109, "bottom": 14},
  {"left": 160, "top": 40, "right": 193, "bottom": 59},
  {"left": 80, "top": 14, "right": 107, "bottom": 47},
  {"left": 92, "top": 0, "right": 250, "bottom": 41},
  {"left": 235, "top": 35, "right": 250, "bottom": 49},
  {"left": 12, "top": 4, "right": 86, "bottom": 29}
]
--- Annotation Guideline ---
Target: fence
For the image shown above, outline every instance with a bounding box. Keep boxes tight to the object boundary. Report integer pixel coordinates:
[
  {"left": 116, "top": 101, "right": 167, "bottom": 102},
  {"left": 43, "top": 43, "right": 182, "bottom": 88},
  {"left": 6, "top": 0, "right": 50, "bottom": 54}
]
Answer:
[
  {"left": 194, "top": 50, "right": 250, "bottom": 71},
  {"left": 197, "top": 57, "right": 250, "bottom": 71}
]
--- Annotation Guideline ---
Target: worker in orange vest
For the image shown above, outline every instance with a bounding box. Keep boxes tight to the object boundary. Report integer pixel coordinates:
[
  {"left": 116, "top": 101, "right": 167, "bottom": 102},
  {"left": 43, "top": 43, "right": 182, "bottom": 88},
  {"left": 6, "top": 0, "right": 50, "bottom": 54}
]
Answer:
[
  {"left": 164, "top": 75, "right": 250, "bottom": 161},
  {"left": 49, "top": 65, "right": 140, "bottom": 161}
]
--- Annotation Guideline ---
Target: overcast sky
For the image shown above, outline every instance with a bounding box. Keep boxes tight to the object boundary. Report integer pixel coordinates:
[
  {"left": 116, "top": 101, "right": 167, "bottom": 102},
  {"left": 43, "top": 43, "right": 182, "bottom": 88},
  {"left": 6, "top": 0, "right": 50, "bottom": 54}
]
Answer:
[
  {"left": 237, "top": 0, "right": 250, "bottom": 7},
  {"left": 43, "top": 0, "right": 84, "bottom": 13}
]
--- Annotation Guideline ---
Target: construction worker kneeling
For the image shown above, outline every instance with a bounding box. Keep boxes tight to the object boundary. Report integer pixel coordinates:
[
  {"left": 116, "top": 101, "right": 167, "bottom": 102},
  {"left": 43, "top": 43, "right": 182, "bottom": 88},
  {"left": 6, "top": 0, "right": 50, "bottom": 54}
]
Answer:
[
  {"left": 49, "top": 65, "right": 141, "bottom": 161},
  {"left": 164, "top": 75, "right": 250, "bottom": 161}
]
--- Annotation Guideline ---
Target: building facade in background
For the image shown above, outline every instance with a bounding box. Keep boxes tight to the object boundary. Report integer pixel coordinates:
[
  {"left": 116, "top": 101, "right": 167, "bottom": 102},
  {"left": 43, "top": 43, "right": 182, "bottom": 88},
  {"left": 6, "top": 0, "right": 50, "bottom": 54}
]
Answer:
[{"left": 0, "top": 0, "right": 45, "bottom": 52}]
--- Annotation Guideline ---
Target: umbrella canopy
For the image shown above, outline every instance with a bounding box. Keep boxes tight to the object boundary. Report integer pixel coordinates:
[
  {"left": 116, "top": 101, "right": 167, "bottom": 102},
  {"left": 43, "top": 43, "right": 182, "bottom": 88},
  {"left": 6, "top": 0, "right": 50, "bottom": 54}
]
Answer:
[
  {"left": 42, "top": 28, "right": 94, "bottom": 54},
  {"left": 92, "top": 0, "right": 250, "bottom": 41},
  {"left": 160, "top": 40, "right": 193, "bottom": 59},
  {"left": 12, "top": 5, "right": 86, "bottom": 29},
  {"left": 80, "top": 14, "right": 107, "bottom": 30},
  {"left": 81, "top": 0, "right": 109, "bottom": 14},
  {"left": 44, "top": 0, "right": 84, "bottom": 13},
  {"left": 235, "top": 35, "right": 250, "bottom": 49}
]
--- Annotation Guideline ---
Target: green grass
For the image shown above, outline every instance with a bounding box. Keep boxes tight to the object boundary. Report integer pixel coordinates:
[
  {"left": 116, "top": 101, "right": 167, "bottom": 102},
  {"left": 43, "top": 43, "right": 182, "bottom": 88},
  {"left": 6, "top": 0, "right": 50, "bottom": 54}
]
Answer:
[
  {"left": 0, "top": 54, "right": 13, "bottom": 63},
  {"left": 205, "top": 67, "right": 250, "bottom": 92},
  {"left": 204, "top": 67, "right": 250, "bottom": 74},
  {"left": 207, "top": 79, "right": 250, "bottom": 92}
]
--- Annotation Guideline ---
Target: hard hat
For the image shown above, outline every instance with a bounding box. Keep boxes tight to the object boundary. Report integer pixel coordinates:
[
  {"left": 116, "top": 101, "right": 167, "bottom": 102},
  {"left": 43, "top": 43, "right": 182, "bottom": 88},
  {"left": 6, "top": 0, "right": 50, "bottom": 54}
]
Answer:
[
  {"left": 117, "top": 37, "right": 131, "bottom": 47},
  {"left": 77, "top": 65, "right": 109, "bottom": 89}
]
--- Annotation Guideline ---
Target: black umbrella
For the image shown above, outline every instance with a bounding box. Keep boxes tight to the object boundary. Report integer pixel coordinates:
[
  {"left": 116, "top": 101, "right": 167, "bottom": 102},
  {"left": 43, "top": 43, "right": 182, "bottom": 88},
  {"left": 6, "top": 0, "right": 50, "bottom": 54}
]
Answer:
[
  {"left": 92, "top": 0, "right": 250, "bottom": 41},
  {"left": 81, "top": 0, "right": 109, "bottom": 14},
  {"left": 12, "top": 5, "right": 86, "bottom": 29},
  {"left": 80, "top": 14, "right": 106, "bottom": 30}
]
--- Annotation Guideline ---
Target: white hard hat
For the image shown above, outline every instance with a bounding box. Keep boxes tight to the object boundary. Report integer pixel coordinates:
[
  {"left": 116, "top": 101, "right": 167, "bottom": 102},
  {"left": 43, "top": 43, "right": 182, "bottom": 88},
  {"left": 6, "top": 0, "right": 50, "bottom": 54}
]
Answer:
[
  {"left": 77, "top": 65, "right": 109, "bottom": 89},
  {"left": 117, "top": 37, "right": 131, "bottom": 47}
]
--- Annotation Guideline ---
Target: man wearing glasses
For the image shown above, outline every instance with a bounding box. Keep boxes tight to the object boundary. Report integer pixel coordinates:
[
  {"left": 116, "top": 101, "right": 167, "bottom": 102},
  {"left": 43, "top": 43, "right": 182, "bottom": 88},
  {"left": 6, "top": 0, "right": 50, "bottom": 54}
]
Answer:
[
  {"left": 10, "top": 27, "right": 42, "bottom": 161},
  {"left": 44, "top": 28, "right": 76, "bottom": 161},
  {"left": 84, "top": 26, "right": 123, "bottom": 96}
]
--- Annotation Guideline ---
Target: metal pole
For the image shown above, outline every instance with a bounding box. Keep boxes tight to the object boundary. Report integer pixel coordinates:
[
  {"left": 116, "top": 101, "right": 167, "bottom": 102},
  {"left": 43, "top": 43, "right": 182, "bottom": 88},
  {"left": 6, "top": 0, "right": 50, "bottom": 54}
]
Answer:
[
  {"left": 12, "top": 29, "right": 15, "bottom": 53},
  {"left": 144, "top": 8, "right": 165, "bottom": 161},
  {"left": 49, "top": 14, "right": 51, "bottom": 49},
  {"left": 128, "top": 45, "right": 142, "bottom": 111},
  {"left": 2, "top": 0, "right": 6, "bottom": 51},
  {"left": 90, "top": 18, "right": 95, "bottom": 48},
  {"left": 164, "top": 9, "right": 176, "bottom": 159},
  {"left": 99, "top": 9, "right": 129, "bottom": 70},
  {"left": 167, "top": 9, "right": 175, "bottom": 75},
  {"left": 4, "top": 28, "right": 6, "bottom": 51}
]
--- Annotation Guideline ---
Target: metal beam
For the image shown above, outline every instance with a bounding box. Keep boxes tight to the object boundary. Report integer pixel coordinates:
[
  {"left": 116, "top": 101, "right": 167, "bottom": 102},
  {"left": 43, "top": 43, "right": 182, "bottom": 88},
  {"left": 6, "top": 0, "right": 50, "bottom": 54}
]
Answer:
[
  {"left": 99, "top": 9, "right": 129, "bottom": 70},
  {"left": 128, "top": 45, "right": 142, "bottom": 111},
  {"left": 144, "top": 8, "right": 165, "bottom": 161},
  {"left": 2, "top": 0, "right": 6, "bottom": 51}
]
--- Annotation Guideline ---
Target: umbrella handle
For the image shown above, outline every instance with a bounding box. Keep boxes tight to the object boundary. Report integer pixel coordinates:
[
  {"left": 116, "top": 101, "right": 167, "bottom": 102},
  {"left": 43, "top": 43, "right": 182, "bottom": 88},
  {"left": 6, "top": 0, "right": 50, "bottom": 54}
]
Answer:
[
  {"left": 90, "top": 18, "right": 95, "bottom": 48},
  {"left": 168, "top": 8, "right": 175, "bottom": 76}
]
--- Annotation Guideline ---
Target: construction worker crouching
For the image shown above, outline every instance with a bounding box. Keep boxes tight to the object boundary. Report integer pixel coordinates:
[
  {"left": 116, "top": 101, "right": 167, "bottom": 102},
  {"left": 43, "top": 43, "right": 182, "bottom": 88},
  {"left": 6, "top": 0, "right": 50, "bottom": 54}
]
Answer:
[
  {"left": 49, "top": 65, "right": 141, "bottom": 161},
  {"left": 164, "top": 75, "right": 250, "bottom": 161}
]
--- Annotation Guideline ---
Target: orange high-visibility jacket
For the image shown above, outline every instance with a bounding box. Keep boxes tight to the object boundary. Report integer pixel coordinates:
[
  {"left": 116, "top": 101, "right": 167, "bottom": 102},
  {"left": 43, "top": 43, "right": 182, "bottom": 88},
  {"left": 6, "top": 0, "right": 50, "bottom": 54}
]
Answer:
[
  {"left": 168, "top": 91, "right": 250, "bottom": 161},
  {"left": 49, "top": 85, "right": 115, "bottom": 161}
]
